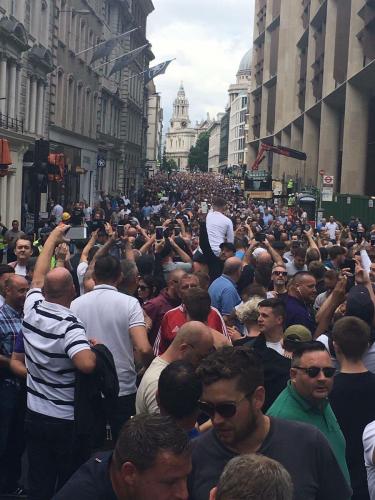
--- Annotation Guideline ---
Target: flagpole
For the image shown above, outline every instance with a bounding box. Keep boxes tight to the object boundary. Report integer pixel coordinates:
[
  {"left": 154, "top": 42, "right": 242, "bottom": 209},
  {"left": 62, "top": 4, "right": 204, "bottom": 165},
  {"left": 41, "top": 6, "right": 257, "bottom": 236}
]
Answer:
[
  {"left": 75, "top": 27, "right": 139, "bottom": 56},
  {"left": 93, "top": 43, "right": 149, "bottom": 70}
]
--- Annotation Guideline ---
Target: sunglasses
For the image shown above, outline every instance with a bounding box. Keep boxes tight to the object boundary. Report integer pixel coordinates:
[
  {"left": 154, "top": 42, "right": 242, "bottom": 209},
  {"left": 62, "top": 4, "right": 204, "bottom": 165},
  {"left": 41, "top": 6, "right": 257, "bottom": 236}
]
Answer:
[
  {"left": 272, "top": 271, "right": 287, "bottom": 277},
  {"left": 294, "top": 366, "right": 335, "bottom": 378},
  {"left": 138, "top": 285, "right": 150, "bottom": 291},
  {"left": 198, "top": 394, "right": 250, "bottom": 419}
]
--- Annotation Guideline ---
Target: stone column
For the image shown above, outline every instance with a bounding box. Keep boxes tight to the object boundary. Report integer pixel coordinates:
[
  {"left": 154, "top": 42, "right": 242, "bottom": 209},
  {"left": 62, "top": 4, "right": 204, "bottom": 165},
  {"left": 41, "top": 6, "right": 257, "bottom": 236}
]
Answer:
[
  {"left": 36, "top": 81, "right": 45, "bottom": 135},
  {"left": 29, "top": 77, "right": 37, "bottom": 133},
  {"left": 24, "top": 76, "right": 30, "bottom": 132},
  {"left": 0, "top": 57, "right": 7, "bottom": 115},
  {"left": 318, "top": 103, "right": 340, "bottom": 191},
  {"left": 340, "top": 83, "right": 369, "bottom": 195},
  {"left": 8, "top": 61, "right": 17, "bottom": 117},
  {"left": 302, "top": 114, "right": 320, "bottom": 186}
]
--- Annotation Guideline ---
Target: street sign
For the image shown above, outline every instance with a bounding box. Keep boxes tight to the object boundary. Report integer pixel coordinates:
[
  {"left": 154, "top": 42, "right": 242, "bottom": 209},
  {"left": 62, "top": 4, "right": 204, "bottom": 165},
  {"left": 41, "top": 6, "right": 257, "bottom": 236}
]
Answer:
[
  {"left": 322, "top": 187, "right": 333, "bottom": 202},
  {"left": 319, "top": 169, "right": 325, "bottom": 176},
  {"left": 323, "top": 175, "right": 334, "bottom": 186}
]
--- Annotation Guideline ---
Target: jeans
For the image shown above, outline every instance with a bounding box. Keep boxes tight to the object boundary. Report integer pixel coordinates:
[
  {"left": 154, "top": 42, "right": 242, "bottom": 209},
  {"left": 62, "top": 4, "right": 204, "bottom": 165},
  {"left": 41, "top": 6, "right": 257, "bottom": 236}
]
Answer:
[
  {"left": 106, "top": 393, "right": 136, "bottom": 442},
  {"left": 25, "top": 410, "right": 76, "bottom": 500},
  {"left": 0, "top": 380, "right": 25, "bottom": 493}
]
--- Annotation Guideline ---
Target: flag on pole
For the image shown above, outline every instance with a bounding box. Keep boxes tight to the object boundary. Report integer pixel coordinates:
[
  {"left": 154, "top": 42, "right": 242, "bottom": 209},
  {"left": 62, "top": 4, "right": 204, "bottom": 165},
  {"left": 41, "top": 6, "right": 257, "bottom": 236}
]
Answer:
[
  {"left": 108, "top": 44, "right": 149, "bottom": 77},
  {"left": 90, "top": 37, "right": 118, "bottom": 64},
  {"left": 144, "top": 59, "right": 174, "bottom": 84}
]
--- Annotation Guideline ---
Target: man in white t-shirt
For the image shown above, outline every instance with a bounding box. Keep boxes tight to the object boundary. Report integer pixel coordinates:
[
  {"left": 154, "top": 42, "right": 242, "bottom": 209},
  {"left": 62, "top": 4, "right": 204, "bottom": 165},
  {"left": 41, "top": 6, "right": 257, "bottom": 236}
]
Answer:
[
  {"left": 206, "top": 197, "right": 234, "bottom": 256},
  {"left": 71, "top": 255, "right": 153, "bottom": 440},
  {"left": 326, "top": 216, "right": 339, "bottom": 242},
  {"left": 257, "top": 298, "right": 286, "bottom": 355},
  {"left": 51, "top": 202, "right": 63, "bottom": 223},
  {"left": 136, "top": 321, "right": 213, "bottom": 415}
]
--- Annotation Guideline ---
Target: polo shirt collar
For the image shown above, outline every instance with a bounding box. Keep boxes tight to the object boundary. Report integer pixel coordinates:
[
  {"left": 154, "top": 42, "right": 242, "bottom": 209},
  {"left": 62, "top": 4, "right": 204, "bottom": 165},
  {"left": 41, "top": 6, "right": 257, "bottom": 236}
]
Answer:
[
  {"left": 94, "top": 284, "right": 118, "bottom": 292},
  {"left": 287, "top": 381, "right": 328, "bottom": 413},
  {"left": 222, "top": 274, "right": 236, "bottom": 286},
  {"left": 43, "top": 300, "right": 72, "bottom": 315}
]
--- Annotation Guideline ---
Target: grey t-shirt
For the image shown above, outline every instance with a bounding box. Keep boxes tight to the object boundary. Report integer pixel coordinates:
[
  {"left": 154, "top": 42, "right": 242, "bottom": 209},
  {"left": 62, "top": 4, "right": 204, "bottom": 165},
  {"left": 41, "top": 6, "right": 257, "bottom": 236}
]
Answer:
[{"left": 188, "top": 417, "right": 351, "bottom": 500}]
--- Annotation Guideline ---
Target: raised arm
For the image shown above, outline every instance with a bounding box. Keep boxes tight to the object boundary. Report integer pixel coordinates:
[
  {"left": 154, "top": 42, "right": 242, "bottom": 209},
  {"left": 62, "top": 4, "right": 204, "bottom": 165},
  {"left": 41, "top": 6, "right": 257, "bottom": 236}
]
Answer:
[
  {"left": 304, "top": 227, "right": 320, "bottom": 255},
  {"left": 32, "top": 225, "right": 69, "bottom": 288},
  {"left": 80, "top": 229, "right": 99, "bottom": 264},
  {"left": 168, "top": 237, "right": 192, "bottom": 264}
]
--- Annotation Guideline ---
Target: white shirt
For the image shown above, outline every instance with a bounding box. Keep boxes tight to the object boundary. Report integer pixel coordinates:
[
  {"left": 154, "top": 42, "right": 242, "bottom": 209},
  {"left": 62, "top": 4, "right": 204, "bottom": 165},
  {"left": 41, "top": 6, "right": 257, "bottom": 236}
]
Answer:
[
  {"left": 70, "top": 284, "right": 145, "bottom": 396},
  {"left": 76, "top": 261, "right": 88, "bottom": 296},
  {"left": 266, "top": 340, "right": 284, "bottom": 355},
  {"left": 206, "top": 210, "right": 234, "bottom": 256},
  {"left": 51, "top": 204, "right": 63, "bottom": 222},
  {"left": 363, "top": 420, "right": 375, "bottom": 500},
  {"left": 326, "top": 221, "right": 338, "bottom": 240},
  {"left": 135, "top": 356, "right": 169, "bottom": 415},
  {"left": 22, "top": 289, "right": 90, "bottom": 420},
  {"left": 14, "top": 263, "right": 27, "bottom": 276}
]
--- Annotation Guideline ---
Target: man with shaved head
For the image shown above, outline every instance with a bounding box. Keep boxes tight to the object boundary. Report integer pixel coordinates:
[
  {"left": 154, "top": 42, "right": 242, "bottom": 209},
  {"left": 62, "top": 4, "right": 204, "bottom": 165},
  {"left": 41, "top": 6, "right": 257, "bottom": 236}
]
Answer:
[
  {"left": 22, "top": 225, "right": 97, "bottom": 500},
  {"left": 136, "top": 321, "right": 213, "bottom": 415},
  {"left": 0, "top": 274, "right": 28, "bottom": 494},
  {"left": 208, "top": 257, "right": 242, "bottom": 321}
]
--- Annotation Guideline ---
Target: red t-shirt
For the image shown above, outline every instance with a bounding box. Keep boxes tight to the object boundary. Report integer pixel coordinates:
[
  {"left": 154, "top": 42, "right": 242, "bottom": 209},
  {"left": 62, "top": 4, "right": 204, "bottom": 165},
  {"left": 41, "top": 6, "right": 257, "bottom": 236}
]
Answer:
[{"left": 153, "top": 305, "right": 228, "bottom": 355}]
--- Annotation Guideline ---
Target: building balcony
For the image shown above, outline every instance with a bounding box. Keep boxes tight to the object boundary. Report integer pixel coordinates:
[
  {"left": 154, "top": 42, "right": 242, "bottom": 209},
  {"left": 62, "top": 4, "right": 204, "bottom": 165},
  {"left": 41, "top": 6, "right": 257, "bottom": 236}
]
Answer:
[{"left": 0, "top": 112, "right": 23, "bottom": 134}]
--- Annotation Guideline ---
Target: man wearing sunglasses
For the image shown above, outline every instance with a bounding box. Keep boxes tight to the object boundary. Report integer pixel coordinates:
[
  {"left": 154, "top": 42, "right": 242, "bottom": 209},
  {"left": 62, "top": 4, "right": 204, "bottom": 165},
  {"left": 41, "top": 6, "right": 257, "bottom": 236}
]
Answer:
[
  {"left": 268, "top": 264, "right": 288, "bottom": 300},
  {"left": 189, "top": 346, "right": 351, "bottom": 500},
  {"left": 267, "top": 342, "right": 350, "bottom": 486}
]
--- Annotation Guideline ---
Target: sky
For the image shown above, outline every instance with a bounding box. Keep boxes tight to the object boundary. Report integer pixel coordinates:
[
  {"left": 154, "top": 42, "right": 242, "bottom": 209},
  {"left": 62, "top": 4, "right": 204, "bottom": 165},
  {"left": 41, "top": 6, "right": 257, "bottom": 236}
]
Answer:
[{"left": 148, "top": 0, "right": 255, "bottom": 128}]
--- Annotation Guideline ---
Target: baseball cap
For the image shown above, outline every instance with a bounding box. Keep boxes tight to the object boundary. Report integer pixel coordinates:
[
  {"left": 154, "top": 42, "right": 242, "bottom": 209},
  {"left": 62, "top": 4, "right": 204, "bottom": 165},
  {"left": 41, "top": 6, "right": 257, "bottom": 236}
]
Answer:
[
  {"left": 284, "top": 324, "right": 312, "bottom": 343},
  {"left": 62, "top": 212, "right": 71, "bottom": 222},
  {"left": 346, "top": 285, "right": 375, "bottom": 325}
]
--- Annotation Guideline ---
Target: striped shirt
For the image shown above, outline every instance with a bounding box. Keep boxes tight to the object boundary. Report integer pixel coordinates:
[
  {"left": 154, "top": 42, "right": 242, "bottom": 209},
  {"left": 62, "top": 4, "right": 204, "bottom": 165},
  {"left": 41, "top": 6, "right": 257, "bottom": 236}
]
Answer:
[{"left": 22, "top": 288, "right": 91, "bottom": 420}]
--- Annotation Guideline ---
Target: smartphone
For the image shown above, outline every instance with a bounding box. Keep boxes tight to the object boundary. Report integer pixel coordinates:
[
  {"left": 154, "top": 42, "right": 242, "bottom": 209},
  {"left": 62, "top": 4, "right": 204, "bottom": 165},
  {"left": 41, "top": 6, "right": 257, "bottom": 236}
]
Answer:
[
  {"left": 201, "top": 202, "right": 208, "bottom": 214},
  {"left": 174, "top": 226, "right": 181, "bottom": 237},
  {"left": 155, "top": 226, "right": 163, "bottom": 241},
  {"left": 66, "top": 226, "right": 87, "bottom": 240},
  {"left": 255, "top": 232, "right": 266, "bottom": 242},
  {"left": 117, "top": 225, "right": 125, "bottom": 238}
]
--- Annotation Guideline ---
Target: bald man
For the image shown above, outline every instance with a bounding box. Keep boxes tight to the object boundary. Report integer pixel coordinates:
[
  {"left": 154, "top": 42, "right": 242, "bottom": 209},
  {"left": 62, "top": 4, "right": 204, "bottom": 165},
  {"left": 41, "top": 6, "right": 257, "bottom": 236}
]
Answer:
[
  {"left": 136, "top": 321, "right": 213, "bottom": 415},
  {"left": 22, "top": 225, "right": 97, "bottom": 500},
  {"left": 0, "top": 274, "right": 29, "bottom": 493},
  {"left": 208, "top": 257, "right": 242, "bottom": 321}
]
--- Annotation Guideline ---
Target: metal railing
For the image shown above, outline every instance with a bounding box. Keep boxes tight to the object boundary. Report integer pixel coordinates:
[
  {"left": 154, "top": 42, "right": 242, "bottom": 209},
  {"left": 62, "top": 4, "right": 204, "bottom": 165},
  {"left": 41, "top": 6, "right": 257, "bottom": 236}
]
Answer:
[{"left": 0, "top": 112, "right": 24, "bottom": 133}]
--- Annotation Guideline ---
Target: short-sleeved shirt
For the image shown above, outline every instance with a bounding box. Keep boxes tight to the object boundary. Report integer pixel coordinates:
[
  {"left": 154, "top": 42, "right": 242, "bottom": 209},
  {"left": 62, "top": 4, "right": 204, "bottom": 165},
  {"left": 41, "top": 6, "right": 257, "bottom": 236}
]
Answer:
[
  {"left": 70, "top": 285, "right": 145, "bottom": 396},
  {"left": 188, "top": 417, "right": 352, "bottom": 500},
  {"left": 76, "top": 261, "right": 88, "bottom": 296},
  {"left": 363, "top": 421, "right": 375, "bottom": 500},
  {"left": 208, "top": 275, "right": 241, "bottom": 317},
  {"left": 153, "top": 304, "right": 228, "bottom": 355},
  {"left": 135, "top": 356, "right": 169, "bottom": 414},
  {"left": 22, "top": 289, "right": 91, "bottom": 420},
  {"left": 0, "top": 303, "right": 22, "bottom": 382}
]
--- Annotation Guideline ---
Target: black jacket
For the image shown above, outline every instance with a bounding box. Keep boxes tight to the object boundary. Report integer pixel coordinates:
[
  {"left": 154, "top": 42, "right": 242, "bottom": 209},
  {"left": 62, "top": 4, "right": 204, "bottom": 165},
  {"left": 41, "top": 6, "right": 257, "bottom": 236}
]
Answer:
[{"left": 74, "top": 344, "right": 119, "bottom": 456}]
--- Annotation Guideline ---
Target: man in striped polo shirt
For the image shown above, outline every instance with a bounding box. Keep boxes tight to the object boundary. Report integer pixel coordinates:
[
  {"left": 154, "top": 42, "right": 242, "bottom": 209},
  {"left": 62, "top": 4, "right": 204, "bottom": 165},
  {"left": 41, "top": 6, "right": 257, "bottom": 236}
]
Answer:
[{"left": 22, "top": 225, "right": 97, "bottom": 500}]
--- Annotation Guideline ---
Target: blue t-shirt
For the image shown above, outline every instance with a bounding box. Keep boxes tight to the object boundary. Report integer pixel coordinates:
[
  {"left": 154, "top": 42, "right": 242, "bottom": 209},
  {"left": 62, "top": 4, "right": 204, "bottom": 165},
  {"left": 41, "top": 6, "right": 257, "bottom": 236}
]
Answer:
[{"left": 208, "top": 275, "right": 241, "bottom": 316}]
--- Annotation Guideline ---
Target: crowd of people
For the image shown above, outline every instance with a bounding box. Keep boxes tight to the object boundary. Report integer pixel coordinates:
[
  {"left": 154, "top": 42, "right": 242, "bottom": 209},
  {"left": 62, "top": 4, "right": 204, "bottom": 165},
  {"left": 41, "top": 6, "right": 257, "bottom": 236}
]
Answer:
[{"left": 1, "top": 172, "right": 375, "bottom": 499}]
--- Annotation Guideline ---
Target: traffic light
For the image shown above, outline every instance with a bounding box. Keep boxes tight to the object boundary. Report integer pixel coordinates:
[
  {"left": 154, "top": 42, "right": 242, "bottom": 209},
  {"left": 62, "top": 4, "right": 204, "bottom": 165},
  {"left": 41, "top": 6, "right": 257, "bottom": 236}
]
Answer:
[{"left": 34, "top": 139, "right": 49, "bottom": 169}]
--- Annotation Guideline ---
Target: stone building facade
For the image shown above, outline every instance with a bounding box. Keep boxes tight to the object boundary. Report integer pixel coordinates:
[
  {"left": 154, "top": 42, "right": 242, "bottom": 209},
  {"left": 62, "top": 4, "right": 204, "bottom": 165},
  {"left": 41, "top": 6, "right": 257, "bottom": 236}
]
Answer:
[
  {"left": 0, "top": 0, "right": 155, "bottom": 228},
  {"left": 247, "top": 0, "right": 375, "bottom": 195},
  {"left": 146, "top": 79, "right": 163, "bottom": 177}
]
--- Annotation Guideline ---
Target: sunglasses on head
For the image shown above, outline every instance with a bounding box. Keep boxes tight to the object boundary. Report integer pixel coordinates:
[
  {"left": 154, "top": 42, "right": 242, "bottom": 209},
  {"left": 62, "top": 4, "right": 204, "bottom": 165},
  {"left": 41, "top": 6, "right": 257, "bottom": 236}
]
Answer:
[
  {"left": 198, "top": 394, "right": 250, "bottom": 419},
  {"left": 294, "top": 366, "right": 335, "bottom": 378},
  {"left": 272, "top": 271, "right": 287, "bottom": 277}
]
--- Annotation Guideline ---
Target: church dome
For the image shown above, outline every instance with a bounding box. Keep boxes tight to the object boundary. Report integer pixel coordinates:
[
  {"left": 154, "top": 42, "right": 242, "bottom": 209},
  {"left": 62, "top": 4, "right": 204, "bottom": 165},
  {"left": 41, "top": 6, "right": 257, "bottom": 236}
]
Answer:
[{"left": 237, "top": 49, "right": 252, "bottom": 75}]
